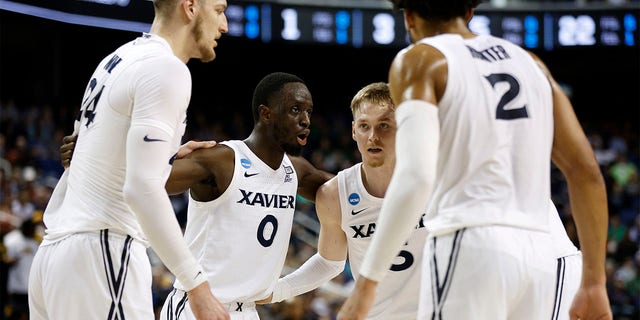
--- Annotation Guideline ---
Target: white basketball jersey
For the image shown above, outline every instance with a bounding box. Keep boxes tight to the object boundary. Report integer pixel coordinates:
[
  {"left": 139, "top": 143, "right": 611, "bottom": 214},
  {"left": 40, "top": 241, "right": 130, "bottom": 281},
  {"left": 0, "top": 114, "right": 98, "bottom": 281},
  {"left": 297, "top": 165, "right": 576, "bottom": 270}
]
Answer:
[
  {"left": 42, "top": 34, "right": 189, "bottom": 244},
  {"left": 421, "top": 34, "right": 554, "bottom": 236},
  {"left": 338, "top": 164, "right": 427, "bottom": 320},
  {"left": 174, "top": 140, "right": 298, "bottom": 303}
]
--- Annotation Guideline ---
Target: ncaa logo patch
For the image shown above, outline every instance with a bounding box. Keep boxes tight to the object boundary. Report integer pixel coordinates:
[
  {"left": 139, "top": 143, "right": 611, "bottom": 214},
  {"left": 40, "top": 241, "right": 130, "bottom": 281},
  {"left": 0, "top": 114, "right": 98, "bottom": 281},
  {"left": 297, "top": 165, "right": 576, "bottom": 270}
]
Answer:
[
  {"left": 241, "top": 158, "right": 252, "bottom": 169},
  {"left": 348, "top": 193, "right": 360, "bottom": 206}
]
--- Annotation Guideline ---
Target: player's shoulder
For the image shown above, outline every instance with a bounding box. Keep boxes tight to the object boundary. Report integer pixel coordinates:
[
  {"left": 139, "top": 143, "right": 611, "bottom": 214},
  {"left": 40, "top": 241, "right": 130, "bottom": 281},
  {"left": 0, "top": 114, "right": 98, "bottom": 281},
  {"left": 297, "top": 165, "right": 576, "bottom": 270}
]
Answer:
[
  {"left": 315, "top": 175, "right": 341, "bottom": 218},
  {"left": 189, "top": 142, "right": 233, "bottom": 158},
  {"left": 141, "top": 53, "right": 188, "bottom": 78},
  {"left": 401, "top": 41, "right": 443, "bottom": 57},
  {"left": 394, "top": 41, "right": 446, "bottom": 73},
  {"left": 184, "top": 143, "right": 234, "bottom": 170},
  {"left": 122, "top": 36, "right": 187, "bottom": 74},
  {"left": 316, "top": 174, "right": 339, "bottom": 200}
]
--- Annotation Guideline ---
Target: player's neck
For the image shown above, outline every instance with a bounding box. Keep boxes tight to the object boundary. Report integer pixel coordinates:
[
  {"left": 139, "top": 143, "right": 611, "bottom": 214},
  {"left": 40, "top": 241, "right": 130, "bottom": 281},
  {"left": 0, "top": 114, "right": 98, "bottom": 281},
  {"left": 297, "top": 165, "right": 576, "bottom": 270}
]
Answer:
[
  {"left": 243, "top": 134, "right": 285, "bottom": 170},
  {"left": 360, "top": 163, "right": 393, "bottom": 198},
  {"left": 149, "top": 19, "right": 191, "bottom": 63},
  {"left": 416, "top": 17, "right": 475, "bottom": 40}
]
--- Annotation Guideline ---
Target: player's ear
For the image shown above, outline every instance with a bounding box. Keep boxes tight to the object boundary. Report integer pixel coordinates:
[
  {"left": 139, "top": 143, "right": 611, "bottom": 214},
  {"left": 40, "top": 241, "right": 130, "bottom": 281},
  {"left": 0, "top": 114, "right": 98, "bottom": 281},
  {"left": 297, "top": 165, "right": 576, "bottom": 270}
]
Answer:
[
  {"left": 403, "top": 9, "right": 415, "bottom": 30},
  {"left": 180, "top": 0, "right": 198, "bottom": 22},
  {"left": 465, "top": 9, "right": 474, "bottom": 24},
  {"left": 352, "top": 121, "right": 357, "bottom": 141},
  {"left": 259, "top": 104, "right": 272, "bottom": 122}
]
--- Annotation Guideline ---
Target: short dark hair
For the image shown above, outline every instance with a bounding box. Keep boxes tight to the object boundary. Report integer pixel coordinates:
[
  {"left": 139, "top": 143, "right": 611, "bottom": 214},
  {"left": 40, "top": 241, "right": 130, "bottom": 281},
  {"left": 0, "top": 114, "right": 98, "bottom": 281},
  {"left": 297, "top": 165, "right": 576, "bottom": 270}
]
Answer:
[
  {"left": 251, "top": 72, "right": 305, "bottom": 123},
  {"left": 389, "top": 0, "right": 482, "bottom": 21}
]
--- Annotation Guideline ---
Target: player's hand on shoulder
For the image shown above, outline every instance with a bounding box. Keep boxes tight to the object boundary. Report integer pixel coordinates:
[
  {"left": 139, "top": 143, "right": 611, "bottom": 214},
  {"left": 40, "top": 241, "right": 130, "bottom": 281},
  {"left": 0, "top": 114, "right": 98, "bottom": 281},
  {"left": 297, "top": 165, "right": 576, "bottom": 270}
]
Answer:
[
  {"left": 187, "top": 282, "right": 230, "bottom": 320},
  {"left": 177, "top": 140, "right": 217, "bottom": 159},
  {"left": 60, "top": 134, "right": 77, "bottom": 168}
]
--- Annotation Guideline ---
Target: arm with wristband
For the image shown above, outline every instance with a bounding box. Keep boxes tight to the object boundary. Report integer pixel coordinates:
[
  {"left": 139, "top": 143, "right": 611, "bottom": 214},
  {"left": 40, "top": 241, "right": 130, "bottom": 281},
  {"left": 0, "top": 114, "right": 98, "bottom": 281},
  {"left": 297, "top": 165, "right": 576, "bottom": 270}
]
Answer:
[
  {"left": 122, "top": 59, "right": 208, "bottom": 292},
  {"left": 270, "top": 253, "right": 346, "bottom": 303},
  {"left": 265, "top": 176, "right": 347, "bottom": 303},
  {"left": 338, "top": 99, "right": 440, "bottom": 320},
  {"left": 358, "top": 100, "right": 439, "bottom": 282}
]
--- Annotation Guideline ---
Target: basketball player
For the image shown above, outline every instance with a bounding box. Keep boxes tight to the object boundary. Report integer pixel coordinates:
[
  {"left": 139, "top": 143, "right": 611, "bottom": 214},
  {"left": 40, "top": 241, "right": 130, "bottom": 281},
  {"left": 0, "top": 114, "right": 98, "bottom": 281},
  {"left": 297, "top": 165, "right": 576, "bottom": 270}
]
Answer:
[
  {"left": 257, "top": 82, "right": 426, "bottom": 319},
  {"left": 338, "top": 1, "right": 611, "bottom": 320},
  {"left": 56, "top": 79, "right": 585, "bottom": 320},
  {"left": 54, "top": 72, "right": 333, "bottom": 319},
  {"left": 263, "top": 83, "right": 583, "bottom": 320},
  {"left": 158, "top": 72, "right": 335, "bottom": 320},
  {"left": 28, "top": 1, "right": 231, "bottom": 319}
]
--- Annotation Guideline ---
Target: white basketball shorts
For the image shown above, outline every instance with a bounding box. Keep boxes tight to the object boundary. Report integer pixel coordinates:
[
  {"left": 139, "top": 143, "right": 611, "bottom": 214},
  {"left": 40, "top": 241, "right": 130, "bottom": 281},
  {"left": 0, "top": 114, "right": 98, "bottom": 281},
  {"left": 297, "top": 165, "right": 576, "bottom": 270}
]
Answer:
[
  {"left": 551, "top": 252, "right": 582, "bottom": 320},
  {"left": 29, "top": 230, "right": 154, "bottom": 319},
  {"left": 419, "top": 225, "right": 557, "bottom": 320},
  {"left": 160, "top": 288, "right": 260, "bottom": 320}
]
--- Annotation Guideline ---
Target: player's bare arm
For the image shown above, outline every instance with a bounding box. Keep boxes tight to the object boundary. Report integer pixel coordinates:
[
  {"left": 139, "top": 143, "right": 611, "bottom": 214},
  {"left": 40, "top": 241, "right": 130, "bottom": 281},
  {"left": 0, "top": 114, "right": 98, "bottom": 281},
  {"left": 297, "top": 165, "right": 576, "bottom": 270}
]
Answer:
[
  {"left": 315, "top": 177, "right": 349, "bottom": 261},
  {"left": 340, "top": 44, "right": 445, "bottom": 320},
  {"left": 530, "top": 52, "right": 611, "bottom": 319},
  {"left": 59, "top": 133, "right": 218, "bottom": 191},
  {"left": 167, "top": 145, "right": 235, "bottom": 201},
  {"left": 288, "top": 155, "right": 334, "bottom": 202},
  {"left": 258, "top": 174, "right": 346, "bottom": 305},
  {"left": 176, "top": 140, "right": 217, "bottom": 159}
]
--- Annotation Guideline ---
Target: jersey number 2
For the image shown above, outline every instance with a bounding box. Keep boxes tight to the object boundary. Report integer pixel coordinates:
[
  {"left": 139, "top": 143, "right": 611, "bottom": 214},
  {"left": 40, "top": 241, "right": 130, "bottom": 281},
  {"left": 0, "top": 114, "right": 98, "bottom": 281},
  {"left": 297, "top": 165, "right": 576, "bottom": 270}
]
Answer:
[{"left": 484, "top": 73, "right": 528, "bottom": 120}]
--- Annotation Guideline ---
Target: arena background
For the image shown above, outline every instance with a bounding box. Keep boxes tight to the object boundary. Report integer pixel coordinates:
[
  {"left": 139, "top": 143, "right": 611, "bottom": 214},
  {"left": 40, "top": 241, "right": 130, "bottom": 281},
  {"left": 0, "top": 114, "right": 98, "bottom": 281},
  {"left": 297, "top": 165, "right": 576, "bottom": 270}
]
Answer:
[
  {"left": 1, "top": 2, "right": 639, "bottom": 130},
  {"left": 0, "top": 1, "right": 639, "bottom": 319}
]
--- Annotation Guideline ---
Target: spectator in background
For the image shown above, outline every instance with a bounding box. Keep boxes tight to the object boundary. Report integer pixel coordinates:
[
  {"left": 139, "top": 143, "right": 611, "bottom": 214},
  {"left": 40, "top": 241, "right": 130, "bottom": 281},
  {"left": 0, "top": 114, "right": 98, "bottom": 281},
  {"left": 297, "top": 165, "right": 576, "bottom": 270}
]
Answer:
[
  {"left": 3, "top": 219, "right": 39, "bottom": 320},
  {"left": 610, "top": 153, "right": 638, "bottom": 189},
  {"left": 10, "top": 186, "right": 34, "bottom": 223}
]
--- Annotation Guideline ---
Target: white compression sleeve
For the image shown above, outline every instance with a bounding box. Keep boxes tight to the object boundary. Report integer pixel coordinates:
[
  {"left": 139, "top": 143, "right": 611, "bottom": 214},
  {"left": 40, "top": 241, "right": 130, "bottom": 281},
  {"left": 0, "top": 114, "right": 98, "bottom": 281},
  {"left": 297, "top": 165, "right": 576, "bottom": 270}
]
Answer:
[
  {"left": 270, "top": 253, "right": 346, "bottom": 303},
  {"left": 359, "top": 100, "right": 440, "bottom": 282},
  {"left": 124, "top": 124, "right": 207, "bottom": 292}
]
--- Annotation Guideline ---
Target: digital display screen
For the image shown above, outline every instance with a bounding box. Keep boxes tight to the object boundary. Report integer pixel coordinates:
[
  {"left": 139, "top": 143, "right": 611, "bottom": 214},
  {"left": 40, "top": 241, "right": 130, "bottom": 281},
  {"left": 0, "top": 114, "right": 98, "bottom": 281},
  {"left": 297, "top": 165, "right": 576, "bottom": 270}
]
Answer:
[
  {"left": 554, "top": 11, "right": 638, "bottom": 47},
  {"left": 466, "top": 10, "right": 637, "bottom": 50},
  {"left": 1, "top": 0, "right": 638, "bottom": 50},
  {"left": 266, "top": 5, "right": 409, "bottom": 48}
]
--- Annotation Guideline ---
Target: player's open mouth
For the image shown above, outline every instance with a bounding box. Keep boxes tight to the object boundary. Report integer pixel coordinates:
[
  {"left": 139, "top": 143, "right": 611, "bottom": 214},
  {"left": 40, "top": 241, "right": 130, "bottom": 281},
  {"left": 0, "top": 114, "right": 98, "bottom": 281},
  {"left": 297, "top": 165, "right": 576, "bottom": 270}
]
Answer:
[
  {"left": 368, "top": 148, "right": 382, "bottom": 153},
  {"left": 297, "top": 130, "right": 310, "bottom": 146}
]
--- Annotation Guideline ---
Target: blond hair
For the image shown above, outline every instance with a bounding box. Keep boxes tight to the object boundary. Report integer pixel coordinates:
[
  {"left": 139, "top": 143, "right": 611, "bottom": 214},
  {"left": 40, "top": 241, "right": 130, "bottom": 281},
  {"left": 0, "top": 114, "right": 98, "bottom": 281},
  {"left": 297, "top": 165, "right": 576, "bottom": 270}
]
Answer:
[{"left": 350, "top": 82, "right": 395, "bottom": 117}]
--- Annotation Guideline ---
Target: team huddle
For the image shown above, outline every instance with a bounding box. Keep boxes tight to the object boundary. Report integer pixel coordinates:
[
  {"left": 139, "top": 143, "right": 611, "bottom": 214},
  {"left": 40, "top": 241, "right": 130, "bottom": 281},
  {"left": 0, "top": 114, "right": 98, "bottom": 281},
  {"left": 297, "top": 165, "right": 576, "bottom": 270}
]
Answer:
[{"left": 27, "top": 1, "right": 612, "bottom": 320}]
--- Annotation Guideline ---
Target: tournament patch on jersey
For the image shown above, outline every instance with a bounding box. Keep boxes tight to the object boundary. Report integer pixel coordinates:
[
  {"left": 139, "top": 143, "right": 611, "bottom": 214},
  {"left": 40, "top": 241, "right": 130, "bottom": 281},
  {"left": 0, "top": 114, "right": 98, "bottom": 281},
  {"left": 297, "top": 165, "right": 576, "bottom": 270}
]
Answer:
[
  {"left": 348, "top": 193, "right": 360, "bottom": 206},
  {"left": 241, "top": 158, "right": 252, "bottom": 169}
]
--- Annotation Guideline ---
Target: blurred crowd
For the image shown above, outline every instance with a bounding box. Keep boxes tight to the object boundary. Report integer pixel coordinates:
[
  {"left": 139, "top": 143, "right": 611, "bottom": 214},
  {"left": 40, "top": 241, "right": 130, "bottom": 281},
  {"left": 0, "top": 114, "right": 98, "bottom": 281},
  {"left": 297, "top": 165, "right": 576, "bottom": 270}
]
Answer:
[{"left": 0, "top": 99, "right": 638, "bottom": 319}]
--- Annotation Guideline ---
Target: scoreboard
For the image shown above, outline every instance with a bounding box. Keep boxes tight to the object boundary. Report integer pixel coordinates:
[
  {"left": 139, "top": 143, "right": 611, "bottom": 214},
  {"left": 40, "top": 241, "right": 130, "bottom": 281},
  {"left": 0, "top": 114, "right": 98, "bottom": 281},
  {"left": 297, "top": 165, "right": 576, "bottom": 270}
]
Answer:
[
  {"left": 226, "top": 3, "right": 639, "bottom": 50},
  {"left": 1, "top": 0, "right": 638, "bottom": 50},
  {"left": 469, "top": 9, "right": 638, "bottom": 50}
]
